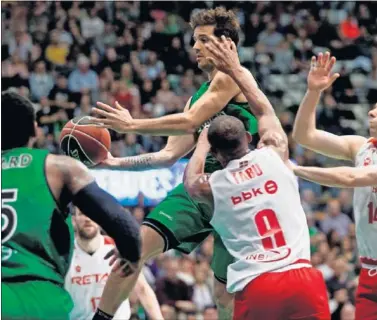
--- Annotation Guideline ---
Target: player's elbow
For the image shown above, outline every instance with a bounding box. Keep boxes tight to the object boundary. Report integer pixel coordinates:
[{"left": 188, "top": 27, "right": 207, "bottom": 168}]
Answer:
[
  {"left": 292, "top": 129, "right": 315, "bottom": 148},
  {"left": 180, "top": 114, "right": 198, "bottom": 134}
]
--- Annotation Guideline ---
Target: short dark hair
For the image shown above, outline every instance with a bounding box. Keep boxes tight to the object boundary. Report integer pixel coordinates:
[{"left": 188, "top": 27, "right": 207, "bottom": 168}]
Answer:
[
  {"left": 208, "top": 115, "right": 246, "bottom": 154},
  {"left": 190, "top": 7, "right": 240, "bottom": 45},
  {"left": 2, "top": 90, "right": 36, "bottom": 150}
]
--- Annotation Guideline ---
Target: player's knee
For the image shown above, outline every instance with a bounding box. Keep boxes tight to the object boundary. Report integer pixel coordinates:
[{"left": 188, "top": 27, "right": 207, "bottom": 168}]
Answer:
[{"left": 214, "top": 278, "right": 233, "bottom": 308}]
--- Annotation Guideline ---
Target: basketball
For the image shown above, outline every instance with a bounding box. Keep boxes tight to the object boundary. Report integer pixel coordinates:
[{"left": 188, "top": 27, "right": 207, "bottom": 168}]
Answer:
[{"left": 59, "top": 116, "right": 111, "bottom": 167}]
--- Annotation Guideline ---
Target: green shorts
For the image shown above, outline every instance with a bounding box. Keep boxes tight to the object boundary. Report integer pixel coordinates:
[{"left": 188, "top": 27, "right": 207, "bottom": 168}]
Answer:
[
  {"left": 2, "top": 280, "right": 73, "bottom": 320},
  {"left": 144, "top": 183, "right": 234, "bottom": 282}
]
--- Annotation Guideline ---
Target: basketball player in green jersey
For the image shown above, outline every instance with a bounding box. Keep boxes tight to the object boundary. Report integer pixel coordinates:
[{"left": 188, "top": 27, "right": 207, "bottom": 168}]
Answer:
[
  {"left": 89, "top": 8, "right": 275, "bottom": 319},
  {"left": 1, "top": 91, "right": 142, "bottom": 320}
]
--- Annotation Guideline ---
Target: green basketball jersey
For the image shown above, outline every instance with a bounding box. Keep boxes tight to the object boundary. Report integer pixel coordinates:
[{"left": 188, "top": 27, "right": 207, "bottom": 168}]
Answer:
[
  {"left": 1, "top": 148, "right": 74, "bottom": 285},
  {"left": 190, "top": 81, "right": 258, "bottom": 173}
]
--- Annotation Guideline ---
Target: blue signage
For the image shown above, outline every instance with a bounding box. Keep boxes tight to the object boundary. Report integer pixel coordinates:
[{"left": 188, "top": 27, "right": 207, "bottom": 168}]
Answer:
[{"left": 91, "top": 159, "right": 188, "bottom": 206}]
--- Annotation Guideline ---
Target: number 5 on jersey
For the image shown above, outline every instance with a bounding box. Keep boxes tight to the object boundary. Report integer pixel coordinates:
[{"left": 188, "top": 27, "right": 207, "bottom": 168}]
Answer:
[{"left": 2, "top": 189, "right": 18, "bottom": 244}]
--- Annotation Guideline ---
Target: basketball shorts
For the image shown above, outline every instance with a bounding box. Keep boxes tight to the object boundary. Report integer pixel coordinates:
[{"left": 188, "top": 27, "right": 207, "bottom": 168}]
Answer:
[
  {"left": 233, "top": 266, "right": 330, "bottom": 320},
  {"left": 2, "top": 280, "right": 73, "bottom": 320},
  {"left": 355, "top": 267, "right": 377, "bottom": 320},
  {"left": 143, "top": 183, "right": 233, "bottom": 282}
]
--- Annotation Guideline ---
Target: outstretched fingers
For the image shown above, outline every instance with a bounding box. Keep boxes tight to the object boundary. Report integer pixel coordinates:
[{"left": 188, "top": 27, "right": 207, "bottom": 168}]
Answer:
[{"left": 326, "top": 56, "right": 337, "bottom": 73}]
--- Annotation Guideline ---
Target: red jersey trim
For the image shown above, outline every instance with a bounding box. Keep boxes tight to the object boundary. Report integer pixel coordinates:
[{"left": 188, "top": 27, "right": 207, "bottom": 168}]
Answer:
[{"left": 104, "top": 236, "right": 115, "bottom": 245}]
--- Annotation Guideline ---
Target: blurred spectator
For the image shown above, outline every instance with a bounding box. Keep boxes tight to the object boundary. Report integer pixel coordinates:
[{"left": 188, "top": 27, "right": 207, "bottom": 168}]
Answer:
[
  {"left": 321, "top": 199, "right": 352, "bottom": 238},
  {"left": 192, "top": 264, "right": 214, "bottom": 312},
  {"left": 68, "top": 55, "right": 99, "bottom": 96},
  {"left": 256, "top": 21, "right": 283, "bottom": 53},
  {"left": 74, "top": 93, "right": 92, "bottom": 118},
  {"left": 48, "top": 74, "right": 76, "bottom": 119},
  {"left": 339, "top": 14, "right": 361, "bottom": 41},
  {"left": 29, "top": 60, "right": 54, "bottom": 101},
  {"left": 155, "top": 257, "right": 196, "bottom": 313},
  {"left": 45, "top": 30, "right": 69, "bottom": 66}
]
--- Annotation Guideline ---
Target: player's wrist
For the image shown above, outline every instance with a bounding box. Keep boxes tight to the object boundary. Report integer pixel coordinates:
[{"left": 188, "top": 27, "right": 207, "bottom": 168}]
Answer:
[
  {"left": 228, "top": 64, "right": 243, "bottom": 78},
  {"left": 306, "top": 87, "right": 324, "bottom": 94}
]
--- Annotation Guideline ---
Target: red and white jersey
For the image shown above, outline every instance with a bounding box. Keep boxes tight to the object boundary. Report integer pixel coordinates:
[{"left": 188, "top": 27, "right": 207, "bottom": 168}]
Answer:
[
  {"left": 65, "top": 236, "right": 131, "bottom": 320},
  {"left": 209, "top": 148, "right": 311, "bottom": 293},
  {"left": 354, "top": 138, "right": 377, "bottom": 269}
]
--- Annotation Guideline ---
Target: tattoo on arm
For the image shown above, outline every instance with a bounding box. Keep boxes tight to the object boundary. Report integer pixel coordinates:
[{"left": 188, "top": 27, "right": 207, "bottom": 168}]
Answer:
[{"left": 120, "top": 154, "right": 161, "bottom": 170}]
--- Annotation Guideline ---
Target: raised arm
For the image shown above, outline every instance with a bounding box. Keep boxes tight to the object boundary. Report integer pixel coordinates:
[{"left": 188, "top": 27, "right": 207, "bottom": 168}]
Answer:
[
  {"left": 205, "top": 35, "right": 288, "bottom": 160},
  {"left": 47, "top": 155, "right": 141, "bottom": 267},
  {"left": 293, "top": 164, "right": 377, "bottom": 188},
  {"left": 91, "top": 73, "right": 241, "bottom": 136},
  {"left": 183, "top": 128, "right": 213, "bottom": 205},
  {"left": 292, "top": 52, "right": 366, "bottom": 161}
]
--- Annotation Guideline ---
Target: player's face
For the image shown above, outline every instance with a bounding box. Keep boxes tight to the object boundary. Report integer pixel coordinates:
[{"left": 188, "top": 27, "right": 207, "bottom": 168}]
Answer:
[
  {"left": 368, "top": 103, "right": 377, "bottom": 138},
  {"left": 73, "top": 208, "right": 100, "bottom": 240},
  {"left": 193, "top": 25, "right": 216, "bottom": 72}
]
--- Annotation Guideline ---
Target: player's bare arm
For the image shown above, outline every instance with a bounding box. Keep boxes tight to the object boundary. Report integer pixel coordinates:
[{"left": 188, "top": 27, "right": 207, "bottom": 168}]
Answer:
[
  {"left": 292, "top": 52, "right": 366, "bottom": 161},
  {"left": 101, "top": 134, "right": 196, "bottom": 170},
  {"left": 205, "top": 35, "right": 288, "bottom": 161},
  {"left": 205, "top": 35, "right": 285, "bottom": 140},
  {"left": 90, "top": 72, "right": 241, "bottom": 136},
  {"left": 183, "top": 128, "right": 213, "bottom": 205},
  {"left": 293, "top": 164, "right": 377, "bottom": 188},
  {"left": 98, "top": 100, "right": 196, "bottom": 170},
  {"left": 48, "top": 155, "right": 141, "bottom": 273},
  {"left": 134, "top": 273, "right": 164, "bottom": 320}
]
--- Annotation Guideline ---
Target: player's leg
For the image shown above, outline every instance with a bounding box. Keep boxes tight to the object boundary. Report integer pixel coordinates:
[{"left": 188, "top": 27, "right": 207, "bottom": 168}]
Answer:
[
  {"left": 98, "top": 184, "right": 212, "bottom": 315},
  {"left": 98, "top": 224, "right": 165, "bottom": 315},
  {"left": 211, "top": 232, "right": 235, "bottom": 320},
  {"left": 355, "top": 268, "right": 377, "bottom": 320}
]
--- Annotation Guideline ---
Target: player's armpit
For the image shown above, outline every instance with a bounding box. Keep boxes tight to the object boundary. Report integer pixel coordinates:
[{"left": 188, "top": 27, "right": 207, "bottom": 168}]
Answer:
[{"left": 294, "top": 165, "right": 377, "bottom": 188}]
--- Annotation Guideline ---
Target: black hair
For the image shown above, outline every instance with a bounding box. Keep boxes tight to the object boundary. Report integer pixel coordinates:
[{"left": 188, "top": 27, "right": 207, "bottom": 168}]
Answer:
[
  {"left": 208, "top": 115, "right": 246, "bottom": 154},
  {"left": 2, "top": 90, "right": 36, "bottom": 150}
]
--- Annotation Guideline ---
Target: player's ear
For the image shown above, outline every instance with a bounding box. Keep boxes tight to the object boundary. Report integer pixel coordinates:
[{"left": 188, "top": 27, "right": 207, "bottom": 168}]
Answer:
[{"left": 246, "top": 132, "right": 252, "bottom": 144}]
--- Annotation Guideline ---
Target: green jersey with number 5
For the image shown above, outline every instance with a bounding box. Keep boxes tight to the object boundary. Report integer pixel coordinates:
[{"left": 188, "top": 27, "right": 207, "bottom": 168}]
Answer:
[{"left": 1, "top": 147, "right": 74, "bottom": 285}]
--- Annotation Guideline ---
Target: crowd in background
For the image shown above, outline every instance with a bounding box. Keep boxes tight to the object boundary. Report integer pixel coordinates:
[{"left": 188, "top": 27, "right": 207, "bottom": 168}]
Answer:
[{"left": 2, "top": 1, "right": 377, "bottom": 319}]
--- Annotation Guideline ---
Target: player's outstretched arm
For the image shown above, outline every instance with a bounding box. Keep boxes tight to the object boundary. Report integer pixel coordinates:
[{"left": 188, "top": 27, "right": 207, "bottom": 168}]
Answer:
[
  {"left": 91, "top": 74, "right": 241, "bottom": 136},
  {"left": 292, "top": 52, "right": 366, "bottom": 161},
  {"left": 100, "top": 134, "right": 196, "bottom": 170},
  {"left": 97, "top": 100, "right": 197, "bottom": 170},
  {"left": 293, "top": 164, "right": 377, "bottom": 188},
  {"left": 134, "top": 273, "right": 163, "bottom": 320},
  {"left": 48, "top": 155, "right": 141, "bottom": 267},
  {"left": 183, "top": 128, "right": 213, "bottom": 204}
]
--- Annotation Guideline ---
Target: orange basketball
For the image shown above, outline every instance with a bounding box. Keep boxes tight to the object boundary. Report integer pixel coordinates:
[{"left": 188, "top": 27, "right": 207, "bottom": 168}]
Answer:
[{"left": 59, "top": 116, "right": 111, "bottom": 167}]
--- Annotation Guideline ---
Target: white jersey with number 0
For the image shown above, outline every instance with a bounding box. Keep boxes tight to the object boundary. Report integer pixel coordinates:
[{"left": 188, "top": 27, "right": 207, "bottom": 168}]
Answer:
[
  {"left": 209, "top": 147, "right": 311, "bottom": 293},
  {"left": 354, "top": 138, "right": 377, "bottom": 268},
  {"left": 65, "top": 236, "right": 131, "bottom": 320}
]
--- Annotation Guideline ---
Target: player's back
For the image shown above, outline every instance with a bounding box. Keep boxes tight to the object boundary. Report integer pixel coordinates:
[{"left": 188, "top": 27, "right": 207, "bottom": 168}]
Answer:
[
  {"left": 2, "top": 147, "right": 74, "bottom": 285},
  {"left": 354, "top": 138, "right": 377, "bottom": 266},
  {"left": 209, "top": 147, "right": 310, "bottom": 293}
]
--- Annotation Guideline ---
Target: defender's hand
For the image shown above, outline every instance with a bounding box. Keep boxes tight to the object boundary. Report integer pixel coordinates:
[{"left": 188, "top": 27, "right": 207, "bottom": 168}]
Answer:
[
  {"left": 104, "top": 248, "right": 139, "bottom": 277},
  {"left": 197, "top": 127, "right": 210, "bottom": 150},
  {"left": 205, "top": 35, "right": 240, "bottom": 75},
  {"left": 307, "top": 52, "right": 340, "bottom": 92},
  {"left": 90, "top": 101, "right": 134, "bottom": 133}
]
